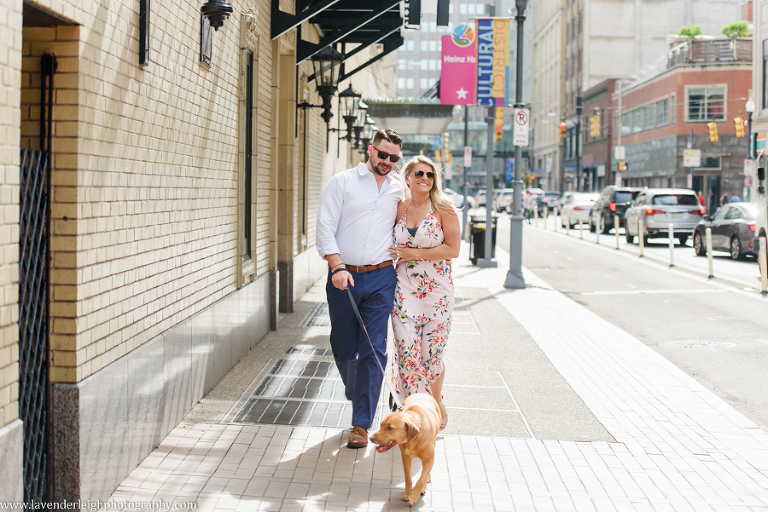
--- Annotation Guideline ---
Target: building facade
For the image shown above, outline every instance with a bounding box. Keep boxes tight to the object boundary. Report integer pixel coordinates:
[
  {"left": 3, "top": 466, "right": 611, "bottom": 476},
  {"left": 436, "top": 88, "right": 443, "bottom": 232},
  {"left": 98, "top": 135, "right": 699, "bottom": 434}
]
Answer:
[
  {"left": 534, "top": 0, "right": 744, "bottom": 193},
  {"left": 1, "top": 0, "right": 400, "bottom": 504}
]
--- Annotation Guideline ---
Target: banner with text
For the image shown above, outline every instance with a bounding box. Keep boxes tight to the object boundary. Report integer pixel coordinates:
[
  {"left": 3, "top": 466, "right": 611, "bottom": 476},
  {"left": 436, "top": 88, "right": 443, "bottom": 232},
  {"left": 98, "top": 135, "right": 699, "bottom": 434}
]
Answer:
[
  {"left": 440, "top": 24, "right": 477, "bottom": 105},
  {"left": 475, "top": 18, "right": 510, "bottom": 107}
]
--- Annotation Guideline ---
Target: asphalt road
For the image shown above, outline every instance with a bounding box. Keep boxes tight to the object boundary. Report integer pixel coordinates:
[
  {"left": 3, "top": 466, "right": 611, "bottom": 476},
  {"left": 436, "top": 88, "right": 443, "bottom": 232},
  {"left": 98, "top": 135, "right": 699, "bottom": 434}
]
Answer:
[{"left": 485, "top": 213, "right": 768, "bottom": 431}]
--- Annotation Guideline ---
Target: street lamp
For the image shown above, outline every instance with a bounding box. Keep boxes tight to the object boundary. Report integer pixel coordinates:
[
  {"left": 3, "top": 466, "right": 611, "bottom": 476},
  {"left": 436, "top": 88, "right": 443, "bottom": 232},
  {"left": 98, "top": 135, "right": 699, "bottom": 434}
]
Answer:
[
  {"left": 338, "top": 85, "right": 362, "bottom": 142},
  {"left": 353, "top": 100, "right": 368, "bottom": 148},
  {"left": 504, "top": 0, "right": 528, "bottom": 289},
  {"left": 200, "top": 0, "right": 233, "bottom": 30},
  {"left": 360, "top": 115, "right": 375, "bottom": 158},
  {"left": 746, "top": 97, "right": 755, "bottom": 159},
  {"left": 308, "top": 46, "right": 344, "bottom": 124}
]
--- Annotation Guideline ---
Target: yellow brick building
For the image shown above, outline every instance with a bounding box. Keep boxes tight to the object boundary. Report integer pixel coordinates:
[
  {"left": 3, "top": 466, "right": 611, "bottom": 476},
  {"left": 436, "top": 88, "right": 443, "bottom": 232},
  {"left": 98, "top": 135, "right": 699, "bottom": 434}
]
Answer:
[{"left": 0, "top": 0, "right": 399, "bottom": 503}]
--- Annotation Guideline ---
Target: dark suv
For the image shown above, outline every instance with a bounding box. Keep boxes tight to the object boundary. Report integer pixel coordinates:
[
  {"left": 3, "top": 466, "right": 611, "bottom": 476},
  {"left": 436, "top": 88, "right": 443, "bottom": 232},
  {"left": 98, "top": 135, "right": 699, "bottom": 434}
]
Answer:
[{"left": 588, "top": 186, "right": 643, "bottom": 233}]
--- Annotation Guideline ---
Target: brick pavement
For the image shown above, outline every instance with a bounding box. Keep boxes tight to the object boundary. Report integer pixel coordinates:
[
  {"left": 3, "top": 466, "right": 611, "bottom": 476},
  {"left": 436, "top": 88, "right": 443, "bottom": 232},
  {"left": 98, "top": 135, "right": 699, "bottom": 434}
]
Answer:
[{"left": 107, "top": 242, "right": 768, "bottom": 511}]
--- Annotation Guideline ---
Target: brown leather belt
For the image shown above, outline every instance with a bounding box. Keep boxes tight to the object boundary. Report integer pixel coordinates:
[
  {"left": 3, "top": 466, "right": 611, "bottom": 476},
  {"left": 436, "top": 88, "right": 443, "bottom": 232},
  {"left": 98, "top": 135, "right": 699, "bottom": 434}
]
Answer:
[{"left": 346, "top": 260, "right": 393, "bottom": 273}]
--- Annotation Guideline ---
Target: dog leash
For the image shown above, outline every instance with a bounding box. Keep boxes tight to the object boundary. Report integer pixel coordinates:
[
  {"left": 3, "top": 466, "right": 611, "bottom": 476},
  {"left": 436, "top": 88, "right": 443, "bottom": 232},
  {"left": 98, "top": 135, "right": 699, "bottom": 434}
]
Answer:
[{"left": 346, "top": 286, "right": 404, "bottom": 411}]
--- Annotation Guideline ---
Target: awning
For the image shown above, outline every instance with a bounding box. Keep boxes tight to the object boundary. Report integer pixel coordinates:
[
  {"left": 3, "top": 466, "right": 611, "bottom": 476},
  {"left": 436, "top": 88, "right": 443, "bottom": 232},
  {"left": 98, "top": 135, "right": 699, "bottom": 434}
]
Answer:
[
  {"left": 366, "top": 99, "right": 455, "bottom": 136},
  {"left": 271, "top": 0, "right": 406, "bottom": 83}
]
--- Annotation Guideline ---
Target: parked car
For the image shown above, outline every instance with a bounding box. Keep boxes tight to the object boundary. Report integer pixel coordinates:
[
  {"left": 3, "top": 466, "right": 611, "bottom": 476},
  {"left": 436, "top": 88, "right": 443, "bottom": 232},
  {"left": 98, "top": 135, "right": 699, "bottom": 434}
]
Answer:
[
  {"left": 624, "top": 188, "right": 705, "bottom": 245},
  {"left": 475, "top": 189, "right": 487, "bottom": 207},
  {"left": 692, "top": 202, "right": 757, "bottom": 259},
  {"left": 444, "top": 188, "right": 476, "bottom": 208},
  {"left": 556, "top": 191, "right": 576, "bottom": 211},
  {"left": 535, "top": 191, "right": 562, "bottom": 214},
  {"left": 588, "top": 186, "right": 644, "bottom": 233},
  {"left": 560, "top": 193, "right": 600, "bottom": 227},
  {"left": 494, "top": 189, "right": 514, "bottom": 212}
]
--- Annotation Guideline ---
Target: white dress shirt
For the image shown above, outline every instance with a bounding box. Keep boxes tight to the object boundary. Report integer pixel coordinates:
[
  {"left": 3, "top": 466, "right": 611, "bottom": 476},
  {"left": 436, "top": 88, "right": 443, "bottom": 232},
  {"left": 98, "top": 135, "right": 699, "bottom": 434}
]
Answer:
[{"left": 316, "top": 163, "right": 405, "bottom": 266}]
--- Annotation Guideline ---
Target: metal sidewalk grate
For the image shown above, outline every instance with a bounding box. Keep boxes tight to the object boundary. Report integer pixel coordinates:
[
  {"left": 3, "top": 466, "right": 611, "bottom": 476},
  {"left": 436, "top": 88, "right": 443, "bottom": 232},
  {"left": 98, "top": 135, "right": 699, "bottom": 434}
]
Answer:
[
  {"left": 299, "top": 302, "right": 331, "bottom": 327},
  {"left": 233, "top": 351, "right": 359, "bottom": 428}
]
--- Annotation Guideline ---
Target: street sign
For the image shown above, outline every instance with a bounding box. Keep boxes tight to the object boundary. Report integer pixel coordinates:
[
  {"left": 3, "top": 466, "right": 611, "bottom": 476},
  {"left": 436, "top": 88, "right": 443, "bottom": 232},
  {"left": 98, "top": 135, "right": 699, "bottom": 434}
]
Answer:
[
  {"left": 464, "top": 146, "right": 472, "bottom": 167},
  {"left": 683, "top": 149, "right": 701, "bottom": 167},
  {"left": 513, "top": 108, "right": 529, "bottom": 146},
  {"left": 614, "top": 146, "right": 625, "bottom": 160},
  {"left": 744, "top": 158, "right": 756, "bottom": 177}
]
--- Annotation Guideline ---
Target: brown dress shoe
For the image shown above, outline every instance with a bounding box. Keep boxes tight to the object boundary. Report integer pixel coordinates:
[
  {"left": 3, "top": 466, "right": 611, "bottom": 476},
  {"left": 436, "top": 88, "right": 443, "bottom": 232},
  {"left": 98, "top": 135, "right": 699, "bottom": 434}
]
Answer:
[{"left": 347, "top": 425, "right": 368, "bottom": 448}]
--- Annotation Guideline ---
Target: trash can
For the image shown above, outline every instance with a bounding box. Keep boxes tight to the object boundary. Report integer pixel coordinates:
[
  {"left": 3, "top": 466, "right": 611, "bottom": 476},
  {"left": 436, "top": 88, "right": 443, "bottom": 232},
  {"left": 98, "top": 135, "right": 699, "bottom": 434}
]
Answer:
[{"left": 468, "top": 216, "right": 497, "bottom": 265}]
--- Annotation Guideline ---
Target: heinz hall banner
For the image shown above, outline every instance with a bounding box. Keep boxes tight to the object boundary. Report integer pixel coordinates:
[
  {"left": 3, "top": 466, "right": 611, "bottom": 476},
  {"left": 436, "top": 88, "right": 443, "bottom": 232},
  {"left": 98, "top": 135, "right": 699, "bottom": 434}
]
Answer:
[{"left": 440, "top": 19, "right": 510, "bottom": 107}]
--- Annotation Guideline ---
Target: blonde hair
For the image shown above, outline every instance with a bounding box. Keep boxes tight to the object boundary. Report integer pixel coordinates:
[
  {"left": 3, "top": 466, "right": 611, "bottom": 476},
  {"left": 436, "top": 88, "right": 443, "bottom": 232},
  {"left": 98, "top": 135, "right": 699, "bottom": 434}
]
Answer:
[{"left": 401, "top": 155, "right": 460, "bottom": 217}]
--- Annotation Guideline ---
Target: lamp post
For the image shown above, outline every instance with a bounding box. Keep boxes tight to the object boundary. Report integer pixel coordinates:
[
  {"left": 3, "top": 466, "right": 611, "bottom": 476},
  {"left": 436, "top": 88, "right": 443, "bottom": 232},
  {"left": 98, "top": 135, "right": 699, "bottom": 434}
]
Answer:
[
  {"left": 360, "top": 115, "right": 375, "bottom": 159},
  {"left": 504, "top": 0, "right": 528, "bottom": 289},
  {"left": 747, "top": 97, "right": 755, "bottom": 159},
  {"left": 746, "top": 97, "right": 755, "bottom": 200}
]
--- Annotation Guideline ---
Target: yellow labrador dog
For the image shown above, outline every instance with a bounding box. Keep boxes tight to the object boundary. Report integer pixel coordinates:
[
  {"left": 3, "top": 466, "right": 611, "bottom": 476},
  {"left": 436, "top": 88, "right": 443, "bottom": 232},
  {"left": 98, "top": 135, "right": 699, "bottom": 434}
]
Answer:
[{"left": 369, "top": 393, "right": 441, "bottom": 505}]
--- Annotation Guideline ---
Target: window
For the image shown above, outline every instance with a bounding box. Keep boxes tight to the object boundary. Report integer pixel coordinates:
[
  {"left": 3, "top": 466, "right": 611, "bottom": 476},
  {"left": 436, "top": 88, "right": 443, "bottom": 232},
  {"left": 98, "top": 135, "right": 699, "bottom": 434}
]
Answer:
[
  {"left": 670, "top": 94, "right": 676, "bottom": 124},
  {"left": 621, "top": 112, "right": 630, "bottom": 136},
  {"left": 429, "top": 59, "right": 438, "bottom": 70},
  {"left": 421, "top": 58, "right": 428, "bottom": 69},
  {"left": 406, "top": 40, "right": 415, "bottom": 51},
  {"left": 420, "top": 40, "right": 429, "bottom": 51},
  {"left": 643, "top": 104, "right": 655, "bottom": 130},
  {"left": 406, "top": 77, "right": 414, "bottom": 89},
  {"left": 398, "top": 60, "right": 407, "bottom": 70},
  {"left": 656, "top": 99, "right": 668, "bottom": 126},
  {"left": 429, "top": 40, "right": 438, "bottom": 52},
  {"left": 687, "top": 86, "right": 725, "bottom": 121},
  {"left": 632, "top": 110, "right": 642, "bottom": 133},
  {"left": 460, "top": 3, "right": 467, "bottom": 13},
  {"left": 468, "top": 3, "right": 476, "bottom": 14},
  {"left": 420, "top": 78, "right": 429, "bottom": 89},
  {"left": 398, "top": 78, "right": 406, "bottom": 89}
]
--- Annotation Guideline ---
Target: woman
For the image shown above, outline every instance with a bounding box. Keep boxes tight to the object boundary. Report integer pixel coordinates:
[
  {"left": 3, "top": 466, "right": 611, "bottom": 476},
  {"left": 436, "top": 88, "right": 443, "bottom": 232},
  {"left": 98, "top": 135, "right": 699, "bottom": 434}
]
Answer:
[{"left": 388, "top": 155, "right": 461, "bottom": 430}]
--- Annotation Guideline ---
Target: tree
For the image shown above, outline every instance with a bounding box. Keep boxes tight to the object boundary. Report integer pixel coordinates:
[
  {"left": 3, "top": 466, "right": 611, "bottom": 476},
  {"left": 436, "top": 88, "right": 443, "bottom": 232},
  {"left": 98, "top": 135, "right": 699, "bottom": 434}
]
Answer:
[
  {"left": 721, "top": 21, "right": 750, "bottom": 40},
  {"left": 678, "top": 24, "right": 703, "bottom": 41}
]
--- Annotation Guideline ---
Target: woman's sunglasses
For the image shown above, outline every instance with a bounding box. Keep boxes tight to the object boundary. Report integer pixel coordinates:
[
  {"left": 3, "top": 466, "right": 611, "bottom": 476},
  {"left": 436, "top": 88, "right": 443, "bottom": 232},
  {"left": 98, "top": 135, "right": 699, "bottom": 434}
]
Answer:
[
  {"left": 413, "top": 170, "right": 435, "bottom": 179},
  {"left": 371, "top": 145, "right": 401, "bottom": 163}
]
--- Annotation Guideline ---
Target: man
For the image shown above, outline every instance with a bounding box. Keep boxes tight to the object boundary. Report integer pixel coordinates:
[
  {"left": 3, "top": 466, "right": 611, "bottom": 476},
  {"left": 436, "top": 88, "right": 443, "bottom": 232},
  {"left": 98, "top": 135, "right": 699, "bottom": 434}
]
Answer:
[{"left": 316, "top": 129, "right": 405, "bottom": 448}]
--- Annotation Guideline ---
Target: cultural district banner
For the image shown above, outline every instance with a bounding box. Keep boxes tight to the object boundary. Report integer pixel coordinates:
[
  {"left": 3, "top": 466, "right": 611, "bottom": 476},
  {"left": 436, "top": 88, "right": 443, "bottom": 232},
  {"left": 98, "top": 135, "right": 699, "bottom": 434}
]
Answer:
[
  {"left": 439, "top": 24, "right": 477, "bottom": 105},
  {"left": 475, "top": 18, "right": 510, "bottom": 107}
]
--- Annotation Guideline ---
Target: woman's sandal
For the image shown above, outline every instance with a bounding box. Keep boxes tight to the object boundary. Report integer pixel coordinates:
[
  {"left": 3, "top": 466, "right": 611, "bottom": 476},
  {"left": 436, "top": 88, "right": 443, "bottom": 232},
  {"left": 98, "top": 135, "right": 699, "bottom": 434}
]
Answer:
[{"left": 439, "top": 395, "right": 448, "bottom": 430}]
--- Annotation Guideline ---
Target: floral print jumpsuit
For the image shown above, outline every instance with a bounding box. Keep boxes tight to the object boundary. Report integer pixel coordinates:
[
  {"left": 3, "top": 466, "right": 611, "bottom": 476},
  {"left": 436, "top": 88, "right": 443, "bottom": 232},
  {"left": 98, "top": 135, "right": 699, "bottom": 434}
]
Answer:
[{"left": 390, "top": 206, "right": 454, "bottom": 405}]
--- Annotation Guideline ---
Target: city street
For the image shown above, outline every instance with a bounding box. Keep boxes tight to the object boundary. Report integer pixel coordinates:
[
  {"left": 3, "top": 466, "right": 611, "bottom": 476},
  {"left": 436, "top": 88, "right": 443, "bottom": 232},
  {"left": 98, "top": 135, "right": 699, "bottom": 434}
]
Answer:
[{"left": 489, "top": 212, "right": 768, "bottom": 430}]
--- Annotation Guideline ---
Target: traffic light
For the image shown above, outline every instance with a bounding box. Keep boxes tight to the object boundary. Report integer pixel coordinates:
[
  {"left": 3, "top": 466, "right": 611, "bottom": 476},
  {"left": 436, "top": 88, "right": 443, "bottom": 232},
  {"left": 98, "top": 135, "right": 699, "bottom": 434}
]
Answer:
[
  {"left": 590, "top": 113, "right": 600, "bottom": 138},
  {"left": 445, "top": 151, "right": 452, "bottom": 162},
  {"left": 734, "top": 117, "right": 745, "bottom": 137},
  {"left": 495, "top": 107, "right": 504, "bottom": 142},
  {"left": 435, "top": 150, "right": 442, "bottom": 162},
  {"left": 707, "top": 121, "right": 719, "bottom": 142},
  {"left": 618, "top": 160, "right": 626, "bottom": 171},
  {"left": 559, "top": 121, "right": 567, "bottom": 142}
]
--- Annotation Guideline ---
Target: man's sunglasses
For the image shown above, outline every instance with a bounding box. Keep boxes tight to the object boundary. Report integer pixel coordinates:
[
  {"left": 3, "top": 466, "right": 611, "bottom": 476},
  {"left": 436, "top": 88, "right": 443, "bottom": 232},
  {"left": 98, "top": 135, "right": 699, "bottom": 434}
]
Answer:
[
  {"left": 371, "top": 145, "right": 401, "bottom": 163},
  {"left": 413, "top": 170, "right": 435, "bottom": 179}
]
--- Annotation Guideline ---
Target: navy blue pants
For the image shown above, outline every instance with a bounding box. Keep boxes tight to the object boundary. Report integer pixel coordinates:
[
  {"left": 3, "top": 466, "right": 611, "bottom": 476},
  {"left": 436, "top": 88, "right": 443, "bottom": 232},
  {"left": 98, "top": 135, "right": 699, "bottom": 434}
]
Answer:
[{"left": 326, "top": 266, "right": 396, "bottom": 429}]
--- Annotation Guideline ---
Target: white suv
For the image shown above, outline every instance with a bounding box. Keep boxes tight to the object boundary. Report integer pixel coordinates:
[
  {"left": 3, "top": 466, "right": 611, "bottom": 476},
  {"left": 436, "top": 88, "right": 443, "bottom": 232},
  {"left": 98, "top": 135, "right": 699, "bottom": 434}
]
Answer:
[{"left": 494, "top": 189, "right": 514, "bottom": 212}]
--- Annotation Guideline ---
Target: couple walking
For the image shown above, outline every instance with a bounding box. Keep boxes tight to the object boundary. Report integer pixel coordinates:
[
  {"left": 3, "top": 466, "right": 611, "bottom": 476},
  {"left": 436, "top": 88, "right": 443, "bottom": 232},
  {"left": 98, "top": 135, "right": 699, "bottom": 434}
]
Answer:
[{"left": 316, "top": 128, "right": 461, "bottom": 448}]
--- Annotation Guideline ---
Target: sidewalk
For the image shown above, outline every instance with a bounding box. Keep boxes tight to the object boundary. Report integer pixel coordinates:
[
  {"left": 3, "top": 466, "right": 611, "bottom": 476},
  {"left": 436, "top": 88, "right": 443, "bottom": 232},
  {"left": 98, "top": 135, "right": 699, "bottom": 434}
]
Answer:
[{"left": 107, "top": 242, "right": 768, "bottom": 511}]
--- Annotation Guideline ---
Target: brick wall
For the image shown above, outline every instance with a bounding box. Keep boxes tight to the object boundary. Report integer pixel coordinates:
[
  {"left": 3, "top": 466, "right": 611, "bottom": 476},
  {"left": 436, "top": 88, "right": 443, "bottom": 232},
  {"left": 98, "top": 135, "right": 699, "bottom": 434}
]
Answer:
[
  {"left": 0, "top": 0, "right": 21, "bottom": 430},
  {"left": 17, "top": 0, "right": 283, "bottom": 384}
]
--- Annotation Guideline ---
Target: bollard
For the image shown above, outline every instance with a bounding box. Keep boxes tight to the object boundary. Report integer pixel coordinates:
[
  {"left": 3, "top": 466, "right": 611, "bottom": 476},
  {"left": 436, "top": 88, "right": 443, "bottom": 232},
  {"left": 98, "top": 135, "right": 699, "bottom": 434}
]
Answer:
[
  {"left": 579, "top": 216, "right": 583, "bottom": 239},
  {"left": 565, "top": 211, "right": 570, "bottom": 236},
  {"left": 760, "top": 237, "right": 768, "bottom": 295},
  {"left": 543, "top": 207, "right": 548, "bottom": 229},
  {"left": 533, "top": 205, "right": 538, "bottom": 227},
  {"left": 668, "top": 223, "right": 675, "bottom": 267},
  {"left": 596, "top": 213, "right": 601, "bottom": 244},
  {"left": 638, "top": 218, "right": 644, "bottom": 257},
  {"left": 553, "top": 208, "right": 558, "bottom": 232},
  {"left": 614, "top": 215, "right": 620, "bottom": 250},
  {"left": 705, "top": 227, "right": 714, "bottom": 279}
]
